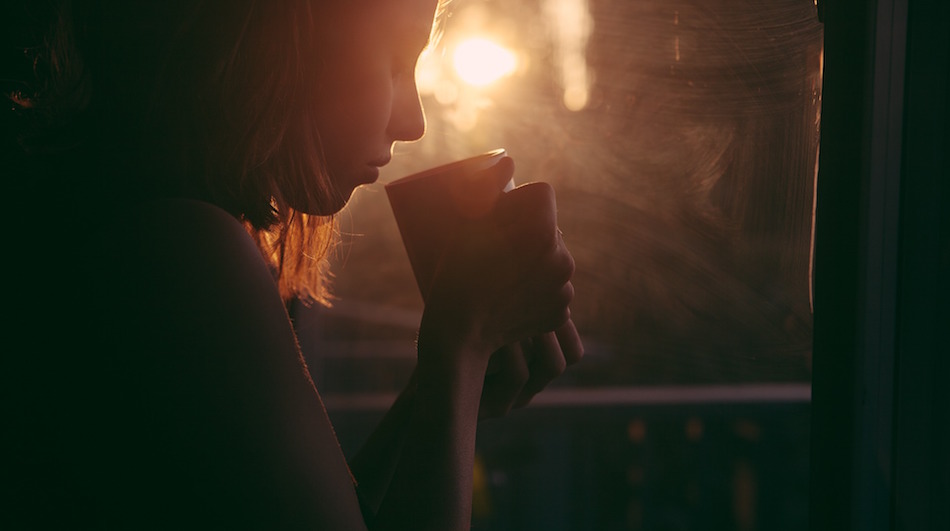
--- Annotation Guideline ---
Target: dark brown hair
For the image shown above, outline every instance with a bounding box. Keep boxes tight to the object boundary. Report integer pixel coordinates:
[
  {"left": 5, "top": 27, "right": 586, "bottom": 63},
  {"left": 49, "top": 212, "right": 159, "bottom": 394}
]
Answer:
[{"left": 7, "top": 0, "right": 345, "bottom": 303}]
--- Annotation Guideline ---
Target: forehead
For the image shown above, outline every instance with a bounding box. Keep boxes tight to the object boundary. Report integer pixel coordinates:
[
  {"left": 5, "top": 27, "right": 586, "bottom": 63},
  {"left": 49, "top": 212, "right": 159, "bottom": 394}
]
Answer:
[
  {"left": 394, "top": 0, "right": 440, "bottom": 19},
  {"left": 339, "top": 0, "right": 439, "bottom": 33},
  {"left": 391, "top": 0, "right": 440, "bottom": 29},
  {"left": 318, "top": 0, "right": 440, "bottom": 53}
]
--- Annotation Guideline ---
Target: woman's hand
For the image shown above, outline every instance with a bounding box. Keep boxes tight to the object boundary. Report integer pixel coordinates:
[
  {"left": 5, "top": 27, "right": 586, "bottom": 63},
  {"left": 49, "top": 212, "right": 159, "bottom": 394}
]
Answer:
[
  {"left": 418, "top": 160, "right": 577, "bottom": 373},
  {"left": 479, "top": 319, "right": 584, "bottom": 419}
]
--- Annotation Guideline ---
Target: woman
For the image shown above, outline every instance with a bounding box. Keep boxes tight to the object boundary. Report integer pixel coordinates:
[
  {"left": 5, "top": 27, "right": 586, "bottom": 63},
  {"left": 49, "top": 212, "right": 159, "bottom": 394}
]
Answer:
[{"left": 6, "top": 0, "right": 580, "bottom": 528}]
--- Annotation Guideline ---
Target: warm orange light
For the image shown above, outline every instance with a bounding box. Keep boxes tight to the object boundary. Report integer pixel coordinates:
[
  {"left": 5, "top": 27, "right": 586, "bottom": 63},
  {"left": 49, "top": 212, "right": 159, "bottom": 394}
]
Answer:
[{"left": 451, "top": 38, "right": 517, "bottom": 87}]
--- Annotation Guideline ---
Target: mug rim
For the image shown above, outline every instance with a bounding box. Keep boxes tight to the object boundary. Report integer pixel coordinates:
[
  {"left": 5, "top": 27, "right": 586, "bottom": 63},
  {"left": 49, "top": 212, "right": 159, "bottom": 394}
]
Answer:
[{"left": 384, "top": 148, "right": 507, "bottom": 188}]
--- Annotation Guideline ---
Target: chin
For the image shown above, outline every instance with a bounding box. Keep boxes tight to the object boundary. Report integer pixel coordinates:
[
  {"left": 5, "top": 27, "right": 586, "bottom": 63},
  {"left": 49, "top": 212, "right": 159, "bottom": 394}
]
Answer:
[
  {"left": 315, "top": 193, "right": 352, "bottom": 216},
  {"left": 327, "top": 190, "right": 355, "bottom": 214}
]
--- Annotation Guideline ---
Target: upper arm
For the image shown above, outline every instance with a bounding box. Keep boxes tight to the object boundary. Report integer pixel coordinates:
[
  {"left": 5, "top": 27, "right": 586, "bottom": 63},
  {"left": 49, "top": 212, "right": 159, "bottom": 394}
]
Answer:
[{"left": 84, "top": 199, "right": 365, "bottom": 528}]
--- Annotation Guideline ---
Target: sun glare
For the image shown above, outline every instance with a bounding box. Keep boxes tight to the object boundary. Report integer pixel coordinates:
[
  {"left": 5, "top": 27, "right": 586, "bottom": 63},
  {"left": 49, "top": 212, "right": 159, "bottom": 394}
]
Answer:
[{"left": 452, "top": 38, "right": 518, "bottom": 87}]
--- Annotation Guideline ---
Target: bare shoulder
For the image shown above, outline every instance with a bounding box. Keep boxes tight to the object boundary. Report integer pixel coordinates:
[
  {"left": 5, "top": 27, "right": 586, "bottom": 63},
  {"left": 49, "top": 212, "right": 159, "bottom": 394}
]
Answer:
[
  {"left": 97, "top": 198, "right": 286, "bottom": 352},
  {"left": 101, "top": 198, "right": 279, "bottom": 327},
  {"left": 109, "top": 197, "right": 268, "bottom": 281},
  {"left": 78, "top": 198, "right": 366, "bottom": 528}
]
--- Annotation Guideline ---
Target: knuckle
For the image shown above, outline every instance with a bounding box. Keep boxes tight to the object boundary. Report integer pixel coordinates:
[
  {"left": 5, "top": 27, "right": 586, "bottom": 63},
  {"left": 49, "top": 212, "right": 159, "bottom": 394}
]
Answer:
[
  {"left": 532, "top": 181, "right": 556, "bottom": 201},
  {"left": 521, "top": 184, "right": 558, "bottom": 222}
]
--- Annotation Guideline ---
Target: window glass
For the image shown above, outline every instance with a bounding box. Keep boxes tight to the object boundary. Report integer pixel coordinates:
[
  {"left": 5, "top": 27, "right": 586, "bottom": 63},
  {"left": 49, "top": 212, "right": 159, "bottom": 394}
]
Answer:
[{"left": 294, "top": 1, "right": 821, "bottom": 528}]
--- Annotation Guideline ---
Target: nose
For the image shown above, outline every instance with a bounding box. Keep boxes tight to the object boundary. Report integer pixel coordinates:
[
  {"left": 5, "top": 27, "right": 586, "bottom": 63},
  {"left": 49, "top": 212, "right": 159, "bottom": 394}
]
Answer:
[{"left": 387, "top": 77, "right": 426, "bottom": 142}]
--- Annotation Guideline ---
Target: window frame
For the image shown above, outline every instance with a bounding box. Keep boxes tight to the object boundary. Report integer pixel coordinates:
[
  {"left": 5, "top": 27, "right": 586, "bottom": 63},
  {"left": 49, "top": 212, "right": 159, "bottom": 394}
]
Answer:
[{"left": 810, "top": 0, "right": 949, "bottom": 529}]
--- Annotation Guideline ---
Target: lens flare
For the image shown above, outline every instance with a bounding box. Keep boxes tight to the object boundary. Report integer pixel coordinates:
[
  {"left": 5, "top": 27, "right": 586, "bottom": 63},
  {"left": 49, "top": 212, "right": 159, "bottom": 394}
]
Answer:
[{"left": 452, "top": 38, "right": 517, "bottom": 87}]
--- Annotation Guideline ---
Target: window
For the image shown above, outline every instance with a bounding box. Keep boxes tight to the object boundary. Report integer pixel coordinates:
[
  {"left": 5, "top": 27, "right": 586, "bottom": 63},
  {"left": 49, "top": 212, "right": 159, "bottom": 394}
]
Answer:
[{"left": 293, "top": 1, "right": 823, "bottom": 529}]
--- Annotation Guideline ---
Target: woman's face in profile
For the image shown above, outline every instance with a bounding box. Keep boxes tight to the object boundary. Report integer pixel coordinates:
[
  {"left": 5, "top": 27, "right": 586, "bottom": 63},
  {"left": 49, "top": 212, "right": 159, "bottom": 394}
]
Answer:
[{"left": 307, "top": 0, "right": 439, "bottom": 214}]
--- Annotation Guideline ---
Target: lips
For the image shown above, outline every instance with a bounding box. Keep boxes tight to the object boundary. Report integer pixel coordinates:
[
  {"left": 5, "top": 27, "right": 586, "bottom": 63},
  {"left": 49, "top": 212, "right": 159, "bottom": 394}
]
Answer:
[
  {"left": 369, "top": 154, "right": 392, "bottom": 168},
  {"left": 362, "top": 166, "right": 380, "bottom": 183}
]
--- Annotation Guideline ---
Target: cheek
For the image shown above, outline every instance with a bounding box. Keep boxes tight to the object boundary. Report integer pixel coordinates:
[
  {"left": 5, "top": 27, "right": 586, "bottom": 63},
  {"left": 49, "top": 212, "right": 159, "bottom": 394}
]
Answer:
[
  {"left": 339, "top": 82, "right": 393, "bottom": 140},
  {"left": 315, "top": 58, "right": 394, "bottom": 149}
]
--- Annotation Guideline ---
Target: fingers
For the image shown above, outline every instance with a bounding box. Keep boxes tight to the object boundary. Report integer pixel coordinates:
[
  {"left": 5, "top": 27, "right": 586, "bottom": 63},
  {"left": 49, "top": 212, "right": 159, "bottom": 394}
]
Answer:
[
  {"left": 492, "top": 182, "right": 559, "bottom": 256},
  {"left": 554, "top": 318, "right": 584, "bottom": 366},
  {"left": 531, "top": 282, "right": 574, "bottom": 337},
  {"left": 533, "top": 229, "right": 575, "bottom": 290},
  {"left": 479, "top": 322, "right": 583, "bottom": 419},
  {"left": 514, "top": 332, "right": 566, "bottom": 408},
  {"left": 524, "top": 232, "right": 576, "bottom": 337},
  {"left": 479, "top": 343, "right": 530, "bottom": 420},
  {"left": 431, "top": 176, "right": 576, "bottom": 360},
  {"left": 491, "top": 185, "right": 575, "bottom": 338}
]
